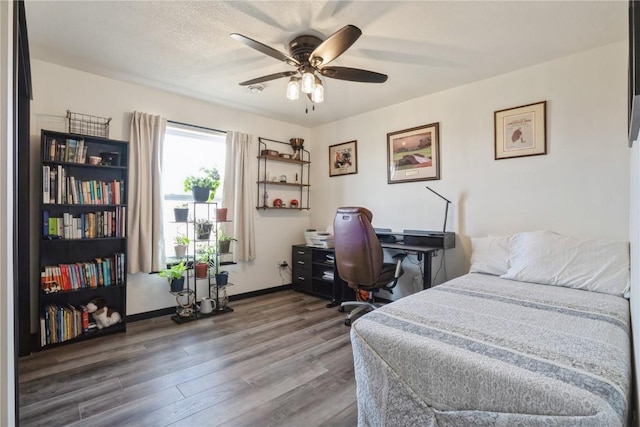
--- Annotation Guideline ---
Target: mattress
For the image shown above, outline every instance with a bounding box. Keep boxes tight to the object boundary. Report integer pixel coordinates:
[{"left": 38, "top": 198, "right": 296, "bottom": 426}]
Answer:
[{"left": 350, "top": 273, "right": 631, "bottom": 426}]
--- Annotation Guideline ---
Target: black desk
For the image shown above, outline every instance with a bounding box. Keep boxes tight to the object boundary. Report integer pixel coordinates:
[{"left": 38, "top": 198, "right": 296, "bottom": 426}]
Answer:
[
  {"left": 291, "top": 231, "right": 455, "bottom": 306},
  {"left": 376, "top": 231, "right": 455, "bottom": 289},
  {"left": 291, "top": 245, "right": 353, "bottom": 306}
]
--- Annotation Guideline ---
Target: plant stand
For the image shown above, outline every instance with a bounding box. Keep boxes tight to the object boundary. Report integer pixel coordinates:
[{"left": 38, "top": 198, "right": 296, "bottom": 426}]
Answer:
[{"left": 170, "top": 201, "right": 234, "bottom": 324}]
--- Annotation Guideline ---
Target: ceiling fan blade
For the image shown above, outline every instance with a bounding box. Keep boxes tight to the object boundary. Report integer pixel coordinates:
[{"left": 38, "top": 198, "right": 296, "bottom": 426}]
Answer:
[
  {"left": 230, "top": 33, "right": 300, "bottom": 67},
  {"left": 309, "top": 25, "right": 362, "bottom": 67},
  {"left": 239, "top": 71, "right": 297, "bottom": 86},
  {"left": 320, "top": 66, "right": 388, "bottom": 83}
]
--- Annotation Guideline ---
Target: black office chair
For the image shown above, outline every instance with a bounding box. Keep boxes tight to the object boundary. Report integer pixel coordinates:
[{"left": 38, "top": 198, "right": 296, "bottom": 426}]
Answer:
[{"left": 334, "top": 207, "right": 405, "bottom": 326}]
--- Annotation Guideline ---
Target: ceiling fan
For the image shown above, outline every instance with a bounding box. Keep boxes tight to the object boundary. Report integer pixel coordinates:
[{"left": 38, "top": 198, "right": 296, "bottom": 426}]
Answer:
[{"left": 230, "top": 25, "right": 387, "bottom": 103}]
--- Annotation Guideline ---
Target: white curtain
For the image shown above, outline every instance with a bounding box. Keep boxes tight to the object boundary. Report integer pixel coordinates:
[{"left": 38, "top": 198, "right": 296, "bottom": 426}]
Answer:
[
  {"left": 222, "top": 131, "right": 256, "bottom": 261},
  {"left": 128, "top": 111, "right": 167, "bottom": 273}
]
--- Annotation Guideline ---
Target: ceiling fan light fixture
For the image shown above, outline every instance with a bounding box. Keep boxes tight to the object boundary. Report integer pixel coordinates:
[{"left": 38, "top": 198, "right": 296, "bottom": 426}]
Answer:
[
  {"left": 311, "top": 78, "right": 324, "bottom": 103},
  {"left": 286, "top": 77, "right": 300, "bottom": 100},
  {"left": 247, "top": 84, "right": 264, "bottom": 94},
  {"left": 301, "top": 68, "right": 315, "bottom": 94},
  {"left": 232, "top": 25, "right": 387, "bottom": 106}
]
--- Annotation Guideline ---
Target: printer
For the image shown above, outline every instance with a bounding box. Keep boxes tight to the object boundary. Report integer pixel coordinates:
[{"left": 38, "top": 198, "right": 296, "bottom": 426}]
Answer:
[{"left": 304, "top": 229, "right": 334, "bottom": 248}]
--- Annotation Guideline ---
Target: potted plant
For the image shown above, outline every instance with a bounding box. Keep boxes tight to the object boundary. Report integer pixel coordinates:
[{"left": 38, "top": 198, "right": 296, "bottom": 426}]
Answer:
[
  {"left": 158, "top": 260, "right": 187, "bottom": 292},
  {"left": 217, "top": 228, "right": 237, "bottom": 254},
  {"left": 173, "top": 203, "right": 189, "bottom": 222},
  {"left": 174, "top": 234, "right": 189, "bottom": 258},
  {"left": 184, "top": 167, "right": 221, "bottom": 202},
  {"left": 196, "top": 218, "right": 213, "bottom": 240},
  {"left": 216, "top": 207, "right": 228, "bottom": 222},
  {"left": 195, "top": 244, "right": 216, "bottom": 278},
  {"left": 215, "top": 270, "right": 229, "bottom": 287}
]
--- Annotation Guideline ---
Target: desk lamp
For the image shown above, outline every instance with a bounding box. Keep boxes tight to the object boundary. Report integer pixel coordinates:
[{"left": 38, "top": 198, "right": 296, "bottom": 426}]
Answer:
[{"left": 426, "top": 186, "right": 451, "bottom": 234}]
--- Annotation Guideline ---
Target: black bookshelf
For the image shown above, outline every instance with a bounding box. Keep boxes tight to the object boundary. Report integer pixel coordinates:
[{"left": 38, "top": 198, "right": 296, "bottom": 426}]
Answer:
[{"left": 38, "top": 130, "right": 128, "bottom": 349}]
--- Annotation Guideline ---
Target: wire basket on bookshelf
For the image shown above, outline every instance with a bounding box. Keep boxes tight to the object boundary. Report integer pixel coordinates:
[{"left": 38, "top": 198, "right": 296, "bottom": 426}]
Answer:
[{"left": 66, "top": 110, "right": 111, "bottom": 138}]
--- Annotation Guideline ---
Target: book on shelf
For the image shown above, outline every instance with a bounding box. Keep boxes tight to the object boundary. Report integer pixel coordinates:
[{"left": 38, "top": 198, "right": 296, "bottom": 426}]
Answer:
[
  {"left": 42, "top": 165, "right": 50, "bottom": 203},
  {"left": 40, "top": 302, "right": 86, "bottom": 346},
  {"left": 42, "top": 210, "right": 49, "bottom": 237},
  {"left": 43, "top": 165, "right": 125, "bottom": 205},
  {"left": 41, "top": 253, "right": 125, "bottom": 293},
  {"left": 65, "top": 139, "right": 77, "bottom": 163},
  {"left": 44, "top": 208, "right": 126, "bottom": 239},
  {"left": 49, "top": 167, "right": 57, "bottom": 204},
  {"left": 45, "top": 137, "right": 88, "bottom": 164}
]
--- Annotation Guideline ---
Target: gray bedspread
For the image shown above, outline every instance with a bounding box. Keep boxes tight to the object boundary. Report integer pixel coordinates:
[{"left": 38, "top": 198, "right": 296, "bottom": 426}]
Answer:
[{"left": 350, "top": 273, "right": 631, "bottom": 426}]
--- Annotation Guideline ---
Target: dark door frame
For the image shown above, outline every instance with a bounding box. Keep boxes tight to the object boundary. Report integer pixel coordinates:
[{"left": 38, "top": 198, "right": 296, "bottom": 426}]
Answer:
[{"left": 13, "top": 0, "right": 32, "bottom": 422}]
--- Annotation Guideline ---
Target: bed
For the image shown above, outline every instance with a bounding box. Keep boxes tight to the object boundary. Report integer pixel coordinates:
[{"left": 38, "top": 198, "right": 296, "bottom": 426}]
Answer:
[{"left": 350, "top": 231, "right": 631, "bottom": 426}]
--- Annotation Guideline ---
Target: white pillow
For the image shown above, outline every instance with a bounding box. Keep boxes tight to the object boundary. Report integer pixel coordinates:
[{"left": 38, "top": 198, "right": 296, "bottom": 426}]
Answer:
[
  {"left": 469, "top": 235, "right": 510, "bottom": 276},
  {"left": 501, "top": 231, "right": 630, "bottom": 297}
]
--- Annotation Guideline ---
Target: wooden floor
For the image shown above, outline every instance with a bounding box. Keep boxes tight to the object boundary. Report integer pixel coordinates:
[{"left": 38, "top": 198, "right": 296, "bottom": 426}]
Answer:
[{"left": 18, "top": 290, "right": 358, "bottom": 427}]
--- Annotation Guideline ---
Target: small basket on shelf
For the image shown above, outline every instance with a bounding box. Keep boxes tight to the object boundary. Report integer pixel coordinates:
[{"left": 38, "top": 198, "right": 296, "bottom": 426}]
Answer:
[{"left": 66, "top": 110, "right": 111, "bottom": 138}]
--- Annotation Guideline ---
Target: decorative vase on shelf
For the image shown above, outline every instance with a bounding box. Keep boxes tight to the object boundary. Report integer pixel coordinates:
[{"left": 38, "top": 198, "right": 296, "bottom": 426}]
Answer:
[{"left": 290, "top": 138, "right": 304, "bottom": 160}]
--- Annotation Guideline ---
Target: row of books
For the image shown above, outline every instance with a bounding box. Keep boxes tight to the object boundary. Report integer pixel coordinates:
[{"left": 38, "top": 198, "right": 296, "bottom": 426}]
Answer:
[
  {"left": 40, "top": 302, "right": 94, "bottom": 346},
  {"left": 41, "top": 253, "right": 126, "bottom": 294},
  {"left": 43, "top": 165, "right": 124, "bottom": 205},
  {"left": 44, "top": 137, "right": 88, "bottom": 164},
  {"left": 43, "top": 208, "right": 126, "bottom": 239}
]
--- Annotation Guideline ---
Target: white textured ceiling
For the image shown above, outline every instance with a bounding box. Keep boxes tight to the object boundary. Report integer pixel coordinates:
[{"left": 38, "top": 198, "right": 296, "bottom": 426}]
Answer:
[{"left": 25, "top": 1, "right": 627, "bottom": 128}]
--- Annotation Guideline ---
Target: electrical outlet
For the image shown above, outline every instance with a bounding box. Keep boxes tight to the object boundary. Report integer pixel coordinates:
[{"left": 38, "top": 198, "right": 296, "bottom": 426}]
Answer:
[{"left": 277, "top": 260, "right": 288, "bottom": 268}]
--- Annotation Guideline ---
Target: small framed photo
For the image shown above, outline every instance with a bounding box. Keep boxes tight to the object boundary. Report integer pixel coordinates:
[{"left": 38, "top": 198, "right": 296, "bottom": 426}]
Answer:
[
  {"left": 329, "top": 140, "right": 358, "bottom": 177},
  {"left": 494, "top": 101, "right": 547, "bottom": 160},
  {"left": 387, "top": 122, "right": 440, "bottom": 184}
]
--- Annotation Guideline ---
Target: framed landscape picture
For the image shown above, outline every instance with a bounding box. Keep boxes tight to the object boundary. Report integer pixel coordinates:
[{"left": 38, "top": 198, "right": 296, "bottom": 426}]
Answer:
[
  {"left": 387, "top": 122, "right": 440, "bottom": 184},
  {"left": 329, "top": 140, "right": 358, "bottom": 177},
  {"left": 494, "top": 101, "right": 547, "bottom": 160}
]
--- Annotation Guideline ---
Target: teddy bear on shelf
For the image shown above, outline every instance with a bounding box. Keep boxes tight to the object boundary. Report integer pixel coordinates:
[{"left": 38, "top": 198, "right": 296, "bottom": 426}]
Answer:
[{"left": 86, "top": 297, "right": 122, "bottom": 329}]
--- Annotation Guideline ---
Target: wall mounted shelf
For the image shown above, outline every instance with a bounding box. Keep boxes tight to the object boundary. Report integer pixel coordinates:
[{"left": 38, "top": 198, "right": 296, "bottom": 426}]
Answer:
[{"left": 256, "top": 137, "right": 310, "bottom": 210}]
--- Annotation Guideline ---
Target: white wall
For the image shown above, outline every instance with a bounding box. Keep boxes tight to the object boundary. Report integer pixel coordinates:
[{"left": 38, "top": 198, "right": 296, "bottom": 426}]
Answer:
[
  {"left": 311, "top": 41, "right": 629, "bottom": 298},
  {"left": 29, "top": 59, "right": 312, "bottom": 317}
]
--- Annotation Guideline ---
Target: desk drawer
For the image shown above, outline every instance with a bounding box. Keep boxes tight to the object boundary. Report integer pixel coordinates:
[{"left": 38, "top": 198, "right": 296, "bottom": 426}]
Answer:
[
  {"left": 292, "top": 246, "right": 312, "bottom": 268},
  {"left": 292, "top": 246, "right": 312, "bottom": 291}
]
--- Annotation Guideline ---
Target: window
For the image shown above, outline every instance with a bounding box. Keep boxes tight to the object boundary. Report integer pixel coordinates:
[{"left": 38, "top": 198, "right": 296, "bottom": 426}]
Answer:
[{"left": 162, "top": 124, "right": 226, "bottom": 260}]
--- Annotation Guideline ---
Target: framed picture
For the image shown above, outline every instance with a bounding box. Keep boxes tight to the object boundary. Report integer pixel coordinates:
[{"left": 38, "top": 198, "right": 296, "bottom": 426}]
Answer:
[
  {"left": 329, "top": 140, "right": 358, "bottom": 177},
  {"left": 387, "top": 122, "right": 440, "bottom": 184},
  {"left": 494, "top": 101, "right": 547, "bottom": 160}
]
